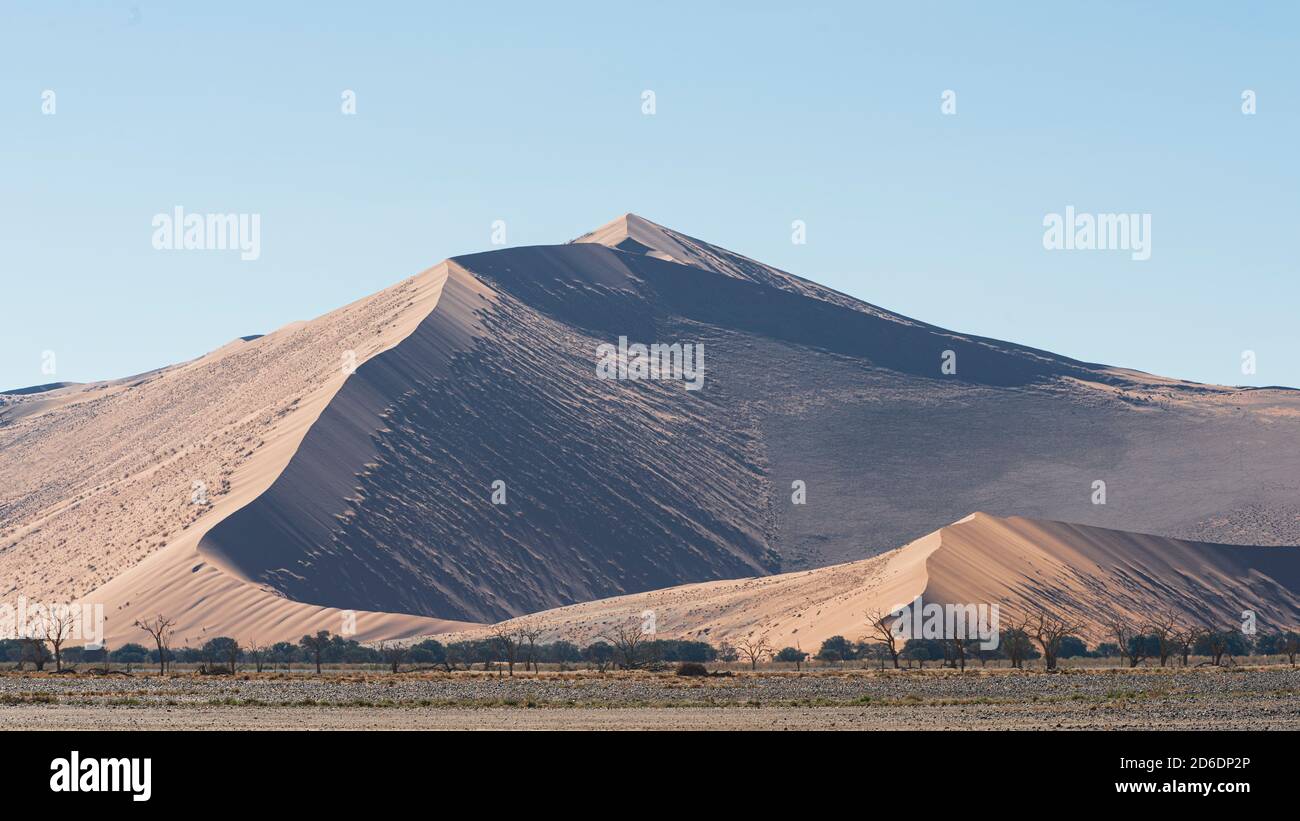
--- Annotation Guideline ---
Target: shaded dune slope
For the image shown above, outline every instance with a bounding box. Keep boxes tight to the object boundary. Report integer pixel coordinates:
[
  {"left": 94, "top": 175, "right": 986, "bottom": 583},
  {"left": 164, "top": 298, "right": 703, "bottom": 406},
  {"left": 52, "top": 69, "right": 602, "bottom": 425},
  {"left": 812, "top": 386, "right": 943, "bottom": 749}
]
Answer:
[{"left": 200, "top": 257, "right": 774, "bottom": 622}]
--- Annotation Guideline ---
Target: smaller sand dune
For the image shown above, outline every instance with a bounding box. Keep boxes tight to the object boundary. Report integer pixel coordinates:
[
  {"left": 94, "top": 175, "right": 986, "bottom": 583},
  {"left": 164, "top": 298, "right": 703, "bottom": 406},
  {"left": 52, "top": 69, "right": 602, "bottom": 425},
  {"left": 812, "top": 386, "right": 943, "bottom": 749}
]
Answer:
[{"left": 443, "top": 513, "right": 1300, "bottom": 649}]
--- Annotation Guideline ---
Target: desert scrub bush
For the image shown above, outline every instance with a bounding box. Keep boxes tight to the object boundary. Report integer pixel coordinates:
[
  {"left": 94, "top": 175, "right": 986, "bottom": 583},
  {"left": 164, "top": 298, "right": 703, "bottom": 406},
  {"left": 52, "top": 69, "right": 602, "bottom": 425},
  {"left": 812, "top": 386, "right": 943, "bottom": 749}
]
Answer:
[
  {"left": 676, "top": 662, "right": 708, "bottom": 677},
  {"left": 0, "top": 692, "right": 57, "bottom": 705}
]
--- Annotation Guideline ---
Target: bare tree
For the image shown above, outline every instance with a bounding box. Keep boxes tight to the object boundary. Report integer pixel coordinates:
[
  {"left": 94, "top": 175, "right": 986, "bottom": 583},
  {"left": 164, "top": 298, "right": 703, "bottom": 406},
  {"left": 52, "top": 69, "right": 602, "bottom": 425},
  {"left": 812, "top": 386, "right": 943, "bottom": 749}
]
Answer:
[
  {"left": 490, "top": 626, "right": 521, "bottom": 676},
  {"left": 1172, "top": 625, "right": 1200, "bottom": 667},
  {"left": 1147, "top": 611, "right": 1180, "bottom": 668},
  {"left": 735, "top": 636, "right": 771, "bottom": 671},
  {"left": 599, "top": 622, "right": 649, "bottom": 670},
  {"left": 1001, "top": 616, "right": 1033, "bottom": 669},
  {"left": 32, "top": 606, "right": 79, "bottom": 672},
  {"left": 864, "top": 609, "right": 900, "bottom": 669},
  {"left": 135, "top": 614, "right": 176, "bottom": 674},
  {"left": 1281, "top": 632, "right": 1300, "bottom": 668},
  {"left": 245, "top": 638, "right": 267, "bottom": 673},
  {"left": 1110, "top": 619, "right": 1145, "bottom": 668},
  {"left": 379, "top": 642, "right": 407, "bottom": 673},
  {"left": 519, "top": 625, "right": 543, "bottom": 673},
  {"left": 1032, "top": 611, "right": 1082, "bottom": 672}
]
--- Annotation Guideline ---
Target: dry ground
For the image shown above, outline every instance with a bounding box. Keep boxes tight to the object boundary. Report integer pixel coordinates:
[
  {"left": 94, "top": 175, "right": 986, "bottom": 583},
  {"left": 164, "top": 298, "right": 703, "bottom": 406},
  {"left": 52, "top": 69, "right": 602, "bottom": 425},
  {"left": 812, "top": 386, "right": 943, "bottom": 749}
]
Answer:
[{"left": 2, "top": 665, "right": 1297, "bottom": 730}]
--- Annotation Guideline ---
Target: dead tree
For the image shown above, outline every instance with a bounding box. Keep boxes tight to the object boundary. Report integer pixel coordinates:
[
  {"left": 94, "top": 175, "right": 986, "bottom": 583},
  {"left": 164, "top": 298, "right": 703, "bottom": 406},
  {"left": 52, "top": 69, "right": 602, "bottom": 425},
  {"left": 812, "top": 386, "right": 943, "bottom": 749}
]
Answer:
[
  {"left": 519, "top": 625, "right": 543, "bottom": 673},
  {"left": 1110, "top": 619, "right": 1145, "bottom": 668},
  {"left": 35, "top": 606, "right": 79, "bottom": 672},
  {"left": 489, "top": 626, "right": 521, "bottom": 676},
  {"left": 735, "top": 636, "right": 771, "bottom": 671},
  {"left": 135, "top": 614, "right": 176, "bottom": 674},
  {"left": 1032, "top": 611, "right": 1082, "bottom": 672},
  {"left": 245, "top": 638, "right": 267, "bottom": 673},
  {"left": 864, "top": 609, "right": 900, "bottom": 669},
  {"left": 1172, "top": 625, "right": 1200, "bottom": 667},
  {"left": 599, "top": 622, "right": 649, "bottom": 670},
  {"left": 1001, "top": 616, "right": 1034, "bottom": 669},
  {"left": 1281, "top": 632, "right": 1300, "bottom": 667},
  {"left": 379, "top": 642, "right": 407, "bottom": 673},
  {"left": 1147, "top": 612, "right": 1180, "bottom": 668}
]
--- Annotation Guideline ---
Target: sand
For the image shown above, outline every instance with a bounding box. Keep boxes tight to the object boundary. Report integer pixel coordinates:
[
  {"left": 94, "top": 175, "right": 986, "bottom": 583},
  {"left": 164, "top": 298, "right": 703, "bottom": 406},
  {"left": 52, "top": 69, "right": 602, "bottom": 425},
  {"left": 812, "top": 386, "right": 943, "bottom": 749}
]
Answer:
[
  {"left": 4, "top": 213, "right": 1300, "bottom": 648},
  {"left": 11, "top": 703, "right": 1297, "bottom": 731},
  {"left": 442, "top": 513, "right": 1300, "bottom": 648},
  {"left": 6, "top": 666, "right": 1300, "bottom": 730},
  {"left": 0, "top": 261, "right": 480, "bottom": 645}
]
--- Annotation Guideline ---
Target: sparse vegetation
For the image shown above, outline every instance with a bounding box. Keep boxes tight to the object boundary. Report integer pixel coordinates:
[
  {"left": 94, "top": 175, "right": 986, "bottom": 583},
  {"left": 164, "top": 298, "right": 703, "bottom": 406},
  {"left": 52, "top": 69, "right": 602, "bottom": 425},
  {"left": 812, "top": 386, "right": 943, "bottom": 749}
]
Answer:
[
  {"left": 135, "top": 614, "right": 175, "bottom": 674},
  {"left": 774, "top": 647, "right": 808, "bottom": 671},
  {"left": 9, "top": 617, "right": 1300, "bottom": 680}
]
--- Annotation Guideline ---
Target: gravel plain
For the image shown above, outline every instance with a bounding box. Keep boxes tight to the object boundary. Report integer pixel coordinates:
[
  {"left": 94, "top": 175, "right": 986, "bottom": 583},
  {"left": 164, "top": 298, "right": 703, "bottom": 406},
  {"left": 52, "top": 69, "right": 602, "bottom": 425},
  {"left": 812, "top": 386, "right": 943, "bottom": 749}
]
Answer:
[{"left": 2, "top": 666, "right": 1298, "bottom": 730}]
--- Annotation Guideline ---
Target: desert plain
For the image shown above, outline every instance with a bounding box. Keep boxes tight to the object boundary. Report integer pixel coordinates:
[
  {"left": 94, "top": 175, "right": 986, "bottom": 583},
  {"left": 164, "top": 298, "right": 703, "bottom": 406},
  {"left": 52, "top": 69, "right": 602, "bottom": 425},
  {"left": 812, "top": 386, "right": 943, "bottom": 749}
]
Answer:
[{"left": 4, "top": 664, "right": 1299, "bottom": 731}]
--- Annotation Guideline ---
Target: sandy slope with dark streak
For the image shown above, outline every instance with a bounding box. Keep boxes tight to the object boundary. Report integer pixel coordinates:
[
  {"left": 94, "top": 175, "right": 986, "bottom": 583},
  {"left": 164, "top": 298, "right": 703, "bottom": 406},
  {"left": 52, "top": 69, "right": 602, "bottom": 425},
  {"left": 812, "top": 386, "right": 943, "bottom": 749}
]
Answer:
[
  {"left": 201, "top": 257, "right": 774, "bottom": 622},
  {"left": 1, "top": 262, "right": 481, "bottom": 645},
  {"left": 5, "top": 213, "right": 1300, "bottom": 647}
]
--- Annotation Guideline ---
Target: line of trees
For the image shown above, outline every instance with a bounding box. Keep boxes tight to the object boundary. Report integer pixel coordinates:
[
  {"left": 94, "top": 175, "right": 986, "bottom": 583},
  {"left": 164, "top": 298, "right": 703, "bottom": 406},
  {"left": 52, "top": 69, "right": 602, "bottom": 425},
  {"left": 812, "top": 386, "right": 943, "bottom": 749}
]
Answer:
[
  {"left": 0, "top": 632, "right": 726, "bottom": 673},
  {"left": 5, "top": 612, "right": 1297, "bottom": 673},
  {"left": 811, "top": 613, "right": 1300, "bottom": 671}
]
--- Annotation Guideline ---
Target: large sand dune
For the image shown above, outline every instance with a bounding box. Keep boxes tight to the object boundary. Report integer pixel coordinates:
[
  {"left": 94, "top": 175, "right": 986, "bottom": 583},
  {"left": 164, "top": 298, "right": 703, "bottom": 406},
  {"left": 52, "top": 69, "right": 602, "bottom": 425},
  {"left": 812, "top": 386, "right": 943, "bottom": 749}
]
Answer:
[
  {"left": 4, "top": 214, "right": 1300, "bottom": 645},
  {"left": 1, "top": 262, "right": 480, "bottom": 644}
]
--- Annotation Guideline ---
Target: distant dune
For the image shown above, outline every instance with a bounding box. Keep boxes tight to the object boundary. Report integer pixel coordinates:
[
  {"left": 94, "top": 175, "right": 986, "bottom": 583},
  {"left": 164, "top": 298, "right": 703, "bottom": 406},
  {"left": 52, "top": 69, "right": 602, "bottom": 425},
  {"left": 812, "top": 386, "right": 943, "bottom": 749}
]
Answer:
[
  {"left": 445, "top": 513, "right": 1300, "bottom": 648},
  {"left": 0, "top": 382, "right": 79, "bottom": 396},
  {"left": 3, "top": 214, "right": 1300, "bottom": 646}
]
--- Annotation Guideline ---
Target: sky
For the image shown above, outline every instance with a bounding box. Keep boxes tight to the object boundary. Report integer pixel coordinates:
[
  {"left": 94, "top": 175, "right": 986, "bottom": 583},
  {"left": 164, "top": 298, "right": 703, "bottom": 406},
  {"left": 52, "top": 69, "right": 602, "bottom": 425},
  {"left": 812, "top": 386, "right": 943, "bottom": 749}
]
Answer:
[{"left": 2, "top": 1, "right": 1297, "bottom": 391}]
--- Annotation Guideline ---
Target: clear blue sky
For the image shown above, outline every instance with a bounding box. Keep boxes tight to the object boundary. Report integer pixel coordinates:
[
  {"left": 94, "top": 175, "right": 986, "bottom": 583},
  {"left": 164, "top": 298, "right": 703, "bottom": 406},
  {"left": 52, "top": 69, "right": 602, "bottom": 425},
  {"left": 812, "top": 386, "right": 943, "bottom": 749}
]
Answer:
[{"left": 2, "top": 2, "right": 1297, "bottom": 391}]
